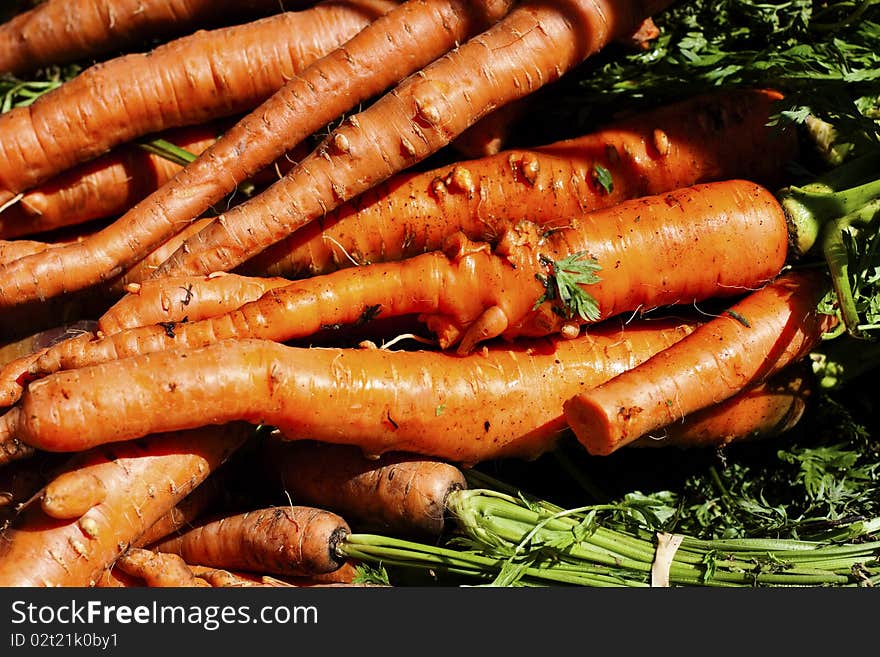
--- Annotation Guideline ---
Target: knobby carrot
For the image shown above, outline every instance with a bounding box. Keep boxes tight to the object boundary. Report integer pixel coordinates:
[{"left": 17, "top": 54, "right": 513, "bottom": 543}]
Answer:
[
  {"left": 153, "top": 505, "right": 352, "bottom": 577},
  {"left": 235, "top": 88, "right": 797, "bottom": 280},
  {"left": 0, "top": 0, "right": 396, "bottom": 206},
  {"left": 40, "top": 468, "right": 107, "bottom": 520},
  {"left": 97, "top": 273, "right": 295, "bottom": 335},
  {"left": 0, "top": 124, "right": 221, "bottom": 240},
  {"left": 0, "top": 0, "right": 512, "bottom": 309},
  {"left": 630, "top": 362, "right": 813, "bottom": 449},
  {"left": 1, "top": 316, "right": 700, "bottom": 462},
  {"left": 0, "top": 423, "right": 252, "bottom": 587},
  {"left": 563, "top": 269, "right": 837, "bottom": 456},
  {"left": 0, "top": 0, "right": 298, "bottom": 76},
  {"left": 261, "top": 438, "right": 467, "bottom": 537},
  {"left": 0, "top": 178, "right": 786, "bottom": 406},
  {"left": 150, "top": 0, "right": 675, "bottom": 280},
  {"left": 114, "top": 548, "right": 209, "bottom": 587}
]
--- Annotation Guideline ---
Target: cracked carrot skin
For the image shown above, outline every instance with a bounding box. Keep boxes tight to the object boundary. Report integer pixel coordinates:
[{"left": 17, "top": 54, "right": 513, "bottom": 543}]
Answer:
[
  {"left": 0, "top": 0, "right": 511, "bottom": 308},
  {"left": 153, "top": 505, "right": 352, "bottom": 577},
  {"left": 151, "top": 0, "right": 675, "bottom": 279},
  {"left": 0, "top": 177, "right": 788, "bottom": 408},
  {"left": 237, "top": 88, "right": 798, "bottom": 279},
  {"left": 0, "top": 423, "right": 252, "bottom": 587},
  {"left": 0, "top": 0, "right": 299, "bottom": 76},
  {"left": 0, "top": 124, "right": 220, "bottom": 240},
  {"left": 563, "top": 269, "right": 837, "bottom": 456},
  {"left": 3, "top": 316, "right": 700, "bottom": 462}
]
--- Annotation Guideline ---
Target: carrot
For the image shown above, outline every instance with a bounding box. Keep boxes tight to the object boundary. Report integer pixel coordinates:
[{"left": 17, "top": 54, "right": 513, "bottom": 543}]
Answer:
[
  {"left": 0, "top": 319, "right": 96, "bottom": 368},
  {"left": 0, "top": 0, "right": 298, "bottom": 76},
  {"left": 0, "top": 237, "right": 51, "bottom": 263},
  {"left": 0, "top": 124, "right": 220, "bottom": 240},
  {"left": 0, "top": 316, "right": 700, "bottom": 462},
  {"left": 149, "top": 0, "right": 676, "bottom": 280},
  {"left": 235, "top": 88, "right": 798, "bottom": 280},
  {"left": 0, "top": 178, "right": 787, "bottom": 406},
  {"left": 630, "top": 362, "right": 813, "bottom": 449},
  {"left": 262, "top": 438, "right": 467, "bottom": 537},
  {"left": 98, "top": 273, "right": 295, "bottom": 335},
  {"left": 563, "top": 269, "right": 838, "bottom": 456},
  {"left": 187, "top": 565, "right": 297, "bottom": 588},
  {"left": 0, "top": 0, "right": 396, "bottom": 207},
  {"left": 448, "top": 98, "right": 530, "bottom": 159},
  {"left": 0, "top": 422, "right": 252, "bottom": 587},
  {"left": 0, "top": 0, "right": 513, "bottom": 309},
  {"left": 114, "top": 548, "right": 209, "bottom": 587},
  {"left": 152, "top": 505, "right": 351, "bottom": 577}
]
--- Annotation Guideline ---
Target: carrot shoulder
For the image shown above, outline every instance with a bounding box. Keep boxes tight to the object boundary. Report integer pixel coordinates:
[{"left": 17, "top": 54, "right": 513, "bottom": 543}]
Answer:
[
  {"left": 152, "top": 0, "right": 675, "bottom": 279},
  {"left": 0, "top": 423, "right": 252, "bottom": 587},
  {"left": 2, "top": 316, "right": 700, "bottom": 462},
  {"left": 563, "top": 269, "right": 837, "bottom": 456}
]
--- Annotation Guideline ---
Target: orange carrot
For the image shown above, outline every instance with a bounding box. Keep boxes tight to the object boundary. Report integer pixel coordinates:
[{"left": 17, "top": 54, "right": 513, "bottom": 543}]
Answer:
[
  {"left": 0, "top": 319, "right": 96, "bottom": 368},
  {"left": 630, "top": 362, "right": 813, "bottom": 449},
  {"left": 0, "top": 423, "right": 252, "bottom": 587},
  {"left": 0, "top": 0, "right": 512, "bottom": 308},
  {"left": 563, "top": 269, "right": 837, "bottom": 456},
  {"left": 40, "top": 468, "right": 107, "bottom": 520},
  {"left": 262, "top": 439, "right": 467, "bottom": 537},
  {"left": 114, "top": 548, "right": 209, "bottom": 587},
  {"left": 1, "top": 316, "right": 700, "bottom": 462},
  {"left": 98, "top": 273, "right": 294, "bottom": 335},
  {"left": 0, "top": 0, "right": 396, "bottom": 207},
  {"left": 448, "top": 98, "right": 530, "bottom": 159},
  {"left": 134, "top": 473, "right": 226, "bottom": 548},
  {"left": 235, "top": 88, "right": 797, "bottom": 279},
  {"left": 187, "top": 565, "right": 297, "bottom": 588},
  {"left": 0, "top": 124, "right": 220, "bottom": 240},
  {"left": 150, "top": 0, "right": 675, "bottom": 280},
  {"left": 153, "top": 505, "right": 351, "bottom": 577},
  {"left": 0, "top": 178, "right": 786, "bottom": 405},
  {"left": 0, "top": 0, "right": 296, "bottom": 76}
]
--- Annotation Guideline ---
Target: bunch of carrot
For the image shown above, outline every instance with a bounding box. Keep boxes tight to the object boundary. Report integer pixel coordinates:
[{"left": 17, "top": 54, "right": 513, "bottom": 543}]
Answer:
[{"left": 0, "top": 0, "right": 871, "bottom": 588}]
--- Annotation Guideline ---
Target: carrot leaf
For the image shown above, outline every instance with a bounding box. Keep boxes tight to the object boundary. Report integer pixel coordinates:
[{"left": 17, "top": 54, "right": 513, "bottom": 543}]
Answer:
[{"left": 534, "top": 252, "right": 602, "bottom": 322}]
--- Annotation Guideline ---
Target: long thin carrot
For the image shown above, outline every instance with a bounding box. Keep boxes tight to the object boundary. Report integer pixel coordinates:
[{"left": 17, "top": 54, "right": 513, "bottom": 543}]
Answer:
[
  {"left": 0, "top": 0, "right": 396, "bottom": 206},
  {"left": 262, "top": 438, "right": 467, "bottom": 537},
  {"left": 0, "top": 124, "right": 221, "bottom": 240},
  {"left": 0, "top": 0, "right": 298, "bottom": 76},
  {"left": 0, "top": 178, "right": 786, "bottom": 405},
  {"left": 0, "top": 423, "right": 252, "bottom": 587},
  {"left": 151, "top": 0, "right": 675, "bottom": 280},
  {"left": 152, "top": 505, "right": 352, "bottom": 577},
  {"left": 234, "top": 87, "right": 797, "bottom": 279},
  {"left": 563, "top": 269, "right": 838, "bottom": 456},
  {"left": 0, "top": 0, "right": 512, "bottom": 308},
  {"left": 98, "top": 273, "right": 296, "bottom": 335},
  {"left": 629, "top": 361, "right": 813, "bottom": 449},
  {"left": 0, "top": 316, "right": 700, "bottom": 462}
]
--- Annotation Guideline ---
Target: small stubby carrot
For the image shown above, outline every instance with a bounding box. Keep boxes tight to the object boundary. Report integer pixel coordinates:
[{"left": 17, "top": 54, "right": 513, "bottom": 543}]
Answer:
[
  {"left": 261, "top": 438, "right": 467, "bottom": 537},
  {"left": 563, "top": 269, "right": 838, "bottom": 456},
  {"left": 150, "top": 0, "right": 676, "bottom": 280},
  {"left": 0, "top": 0, "right": 298, "bottom": 76},
  {"left": 0, "top": 178, "right": 786, "bottom": 405},
  {"left": 0, "top": 0, "right": 512, "bottom": 309},
  {"left": 0, "top": 423, "right": 252, "bottom": 587},
  {"left": 114, "top": 548, "right": 210, "bottom": 587},
  {"left": 153, "top": 505, "right": 352, "bottom": 577},
  {"left": 40, "top": 468, "right": 108, "bottom": 520},
  {"left": 98, "top": 273, "right": 295, "bottom": 335},
  {"left": 0, "top": 0, "right": 397, "bottom": 207},
  {"left": 630, "top": 362, "right": 813, "bottom": 449},
  {"left": 0, "top": 124, "right": 220, "bottom": 240},
  {"left": 1, "top": 316, "right": 700, "bottom": 463},
  {"left": 235, "top": 88, "right": 798, "bottom": 280}
]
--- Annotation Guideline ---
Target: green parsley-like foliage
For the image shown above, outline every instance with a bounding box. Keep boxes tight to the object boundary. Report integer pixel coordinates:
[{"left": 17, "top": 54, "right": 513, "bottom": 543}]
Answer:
[{"left": 534, "top": 251, "right": 602, "bottom": 322}]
